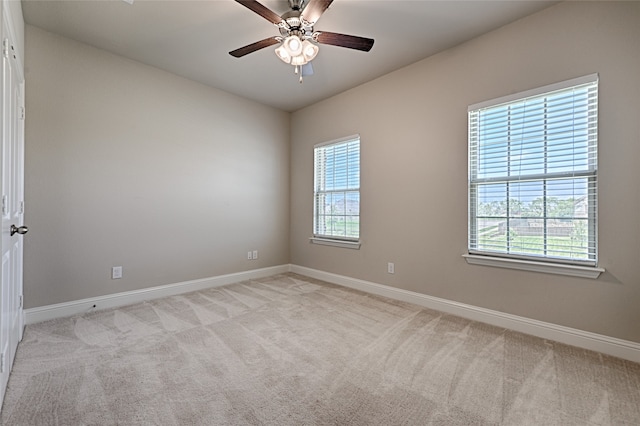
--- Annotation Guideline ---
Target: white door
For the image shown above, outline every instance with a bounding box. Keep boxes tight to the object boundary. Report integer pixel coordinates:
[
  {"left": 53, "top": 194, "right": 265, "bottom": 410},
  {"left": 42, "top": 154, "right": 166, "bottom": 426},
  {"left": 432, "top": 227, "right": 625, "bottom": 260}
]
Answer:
[{"left": 0, "top": 19, "right": 25, "bottom": 404}]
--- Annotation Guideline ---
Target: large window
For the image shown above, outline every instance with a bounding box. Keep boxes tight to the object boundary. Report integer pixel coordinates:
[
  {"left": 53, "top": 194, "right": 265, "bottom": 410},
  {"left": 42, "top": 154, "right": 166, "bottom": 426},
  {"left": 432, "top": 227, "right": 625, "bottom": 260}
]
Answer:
[
  {"left": 468, "top": 74, "right": 598, "bottom": 266},
  {"left": 313, "top": 135, "right": 360, "bottom": 242}
]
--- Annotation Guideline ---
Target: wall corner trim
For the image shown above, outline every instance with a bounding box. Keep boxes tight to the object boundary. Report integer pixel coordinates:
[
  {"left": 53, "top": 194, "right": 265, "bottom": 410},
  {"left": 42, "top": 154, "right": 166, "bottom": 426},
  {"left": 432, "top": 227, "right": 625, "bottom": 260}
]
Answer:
[
  {"left": 24, "top": 265, "right": 290, "bottom": 325},
  {"left": 289, "top": 264, "right": 640, "bottom": 363}
]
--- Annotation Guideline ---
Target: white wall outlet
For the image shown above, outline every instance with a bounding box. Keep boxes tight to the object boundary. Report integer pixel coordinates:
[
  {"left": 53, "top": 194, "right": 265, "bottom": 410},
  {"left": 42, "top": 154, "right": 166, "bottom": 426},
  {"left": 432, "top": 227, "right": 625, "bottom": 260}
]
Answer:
[
  {"left": 387, "top": 262, "right": 395, "bottom": 274},
  {"left": 112, "top": 266, "right": 123, "bottom": 279},
  {"left": 252, "top": 250, "right": 258, "bottom": 260},
  {"left": 247, "top": 251, "right": 253, "bottom": 260}
]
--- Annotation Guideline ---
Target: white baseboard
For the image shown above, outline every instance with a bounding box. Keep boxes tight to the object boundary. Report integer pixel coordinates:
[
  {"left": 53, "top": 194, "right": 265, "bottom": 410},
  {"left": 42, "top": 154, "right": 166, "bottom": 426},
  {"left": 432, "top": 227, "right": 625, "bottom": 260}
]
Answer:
[
  {"left": 24, "top": 264, "right": 640, "bottom": 363},
  {"left": 24, "top": 265, "right": 290, "bottom": 325},
  {"left": 290, "top": 265, "right": 640, "bottom": 363}
]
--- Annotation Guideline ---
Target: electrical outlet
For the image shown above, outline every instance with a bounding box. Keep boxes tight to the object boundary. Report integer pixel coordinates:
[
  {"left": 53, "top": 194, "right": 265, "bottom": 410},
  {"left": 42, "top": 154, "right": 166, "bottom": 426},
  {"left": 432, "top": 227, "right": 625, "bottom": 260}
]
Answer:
[
  {"left": 112, "top": 266, "right": 123, "bottom": 279},
  {"left": 252, "top": 250, "right": 258, "bottom": 260},
  {"left": 387, "top": 262, "right": 395, "bottom": 274},
  {"left": 247, "top": 251, "right": 253, "bottom": 260}
]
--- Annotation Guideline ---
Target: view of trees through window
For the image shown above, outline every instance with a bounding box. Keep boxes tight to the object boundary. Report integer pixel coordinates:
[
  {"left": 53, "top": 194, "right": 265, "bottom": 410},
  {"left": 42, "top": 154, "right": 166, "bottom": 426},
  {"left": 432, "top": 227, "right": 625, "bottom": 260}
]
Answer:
[{"left": 475, "top": 181, "right": 589, "bottom": 259}]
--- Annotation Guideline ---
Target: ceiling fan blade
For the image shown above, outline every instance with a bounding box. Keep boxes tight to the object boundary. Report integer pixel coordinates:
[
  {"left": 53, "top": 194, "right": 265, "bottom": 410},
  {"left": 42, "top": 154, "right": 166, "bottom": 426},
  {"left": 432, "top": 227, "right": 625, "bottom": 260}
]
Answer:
[
  {"left": 301, "top": 0, "right": 333, "bottom": 25},
  {"left": 316, "top": 32, "right": 374, "bottom": 52},
  {"left": 229, "top": 37, "right": 280, "bottom": 58},
  {"left": 235, "top": 0, "right": 283, "bottom": 25}
]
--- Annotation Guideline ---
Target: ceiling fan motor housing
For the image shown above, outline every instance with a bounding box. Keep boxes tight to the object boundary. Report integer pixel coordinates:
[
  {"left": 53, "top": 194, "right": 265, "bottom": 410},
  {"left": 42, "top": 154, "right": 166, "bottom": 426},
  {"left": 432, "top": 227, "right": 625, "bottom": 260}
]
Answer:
[{"left": 279, "top": 10, "right": 314, "bottom": 38}]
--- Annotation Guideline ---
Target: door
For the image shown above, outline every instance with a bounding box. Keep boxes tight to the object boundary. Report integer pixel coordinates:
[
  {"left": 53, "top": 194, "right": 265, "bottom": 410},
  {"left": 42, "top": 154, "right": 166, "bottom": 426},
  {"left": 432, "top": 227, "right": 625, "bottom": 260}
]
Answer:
[{"left": 0, "top": 19, "right": 25, "bottom": 404}]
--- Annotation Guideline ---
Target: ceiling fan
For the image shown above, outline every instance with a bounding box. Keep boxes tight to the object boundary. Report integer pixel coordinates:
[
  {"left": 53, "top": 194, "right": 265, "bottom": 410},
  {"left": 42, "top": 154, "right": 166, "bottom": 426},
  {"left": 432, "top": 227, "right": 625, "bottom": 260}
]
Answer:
[{"left": 229, "top": 0, "right": 374, "bottom": 82}]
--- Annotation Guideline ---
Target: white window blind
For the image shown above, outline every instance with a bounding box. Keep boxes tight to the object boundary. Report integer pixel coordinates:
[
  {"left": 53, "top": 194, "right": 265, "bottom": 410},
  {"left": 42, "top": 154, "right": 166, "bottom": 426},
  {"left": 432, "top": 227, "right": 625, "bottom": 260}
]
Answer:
[
  {"left": 314, "top": 136, "right": 360, "bottom": 241},
  {"left": 468, "top": 74, "right": 598, "bottom": 266}
]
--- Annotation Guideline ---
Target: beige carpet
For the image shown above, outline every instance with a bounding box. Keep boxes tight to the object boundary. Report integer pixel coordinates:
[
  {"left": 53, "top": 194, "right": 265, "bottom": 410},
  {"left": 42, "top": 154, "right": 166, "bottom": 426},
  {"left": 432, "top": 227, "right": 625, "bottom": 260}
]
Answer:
[{"left": 1, "top": 273, "right": 639, "bottom": 425}]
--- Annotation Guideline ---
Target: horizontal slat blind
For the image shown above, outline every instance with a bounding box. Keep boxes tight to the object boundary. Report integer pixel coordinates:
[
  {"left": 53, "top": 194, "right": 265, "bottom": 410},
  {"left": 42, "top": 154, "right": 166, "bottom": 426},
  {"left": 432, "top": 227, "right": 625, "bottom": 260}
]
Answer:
[
  {"left": 468, "top": 75, "right": 598, "bottom": 265},
  {"left": 314, "top": 137, "right": 360, "bottom": 240}
]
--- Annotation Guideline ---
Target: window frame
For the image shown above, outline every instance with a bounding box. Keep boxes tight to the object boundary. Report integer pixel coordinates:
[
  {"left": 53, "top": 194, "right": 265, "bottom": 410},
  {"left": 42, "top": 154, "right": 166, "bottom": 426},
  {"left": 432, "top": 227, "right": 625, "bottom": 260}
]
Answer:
[
  {"left": 311, "top": 135, "right": 361, "bottom": 249},
  {"left": 465, "top": 74, "right": 604, "bottom": 278}
]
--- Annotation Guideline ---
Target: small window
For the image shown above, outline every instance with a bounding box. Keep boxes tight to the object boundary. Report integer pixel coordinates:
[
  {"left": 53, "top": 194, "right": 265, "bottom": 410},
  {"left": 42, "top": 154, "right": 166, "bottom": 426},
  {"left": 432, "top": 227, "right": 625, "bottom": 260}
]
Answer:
[
  {"left": 313, "top": 135, "right": 360, "bottom": 242},
  {"left": 468, "top": 74, "right": 598, "bottom": 266}
]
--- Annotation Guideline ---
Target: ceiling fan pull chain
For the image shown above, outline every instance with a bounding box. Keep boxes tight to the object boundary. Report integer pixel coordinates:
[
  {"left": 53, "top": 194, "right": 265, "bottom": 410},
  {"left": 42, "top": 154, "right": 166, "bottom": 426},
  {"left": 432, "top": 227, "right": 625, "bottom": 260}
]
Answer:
[{"left": 293, "top": 64, "right": 303, "bottom": 83}]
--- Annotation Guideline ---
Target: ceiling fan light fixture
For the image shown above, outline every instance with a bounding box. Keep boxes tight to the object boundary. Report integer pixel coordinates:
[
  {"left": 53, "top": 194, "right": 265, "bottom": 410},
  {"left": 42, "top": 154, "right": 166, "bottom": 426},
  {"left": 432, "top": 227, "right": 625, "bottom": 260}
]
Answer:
[{"left": 276, "top": 36, "right": 317, "bottom": 74}]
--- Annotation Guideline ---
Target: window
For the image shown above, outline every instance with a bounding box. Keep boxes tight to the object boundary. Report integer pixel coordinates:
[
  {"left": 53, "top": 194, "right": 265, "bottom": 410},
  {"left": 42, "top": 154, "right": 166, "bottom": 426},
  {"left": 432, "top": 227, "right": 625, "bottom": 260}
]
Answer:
[
  {"left": 313, "top": 135, "right": 360, "bottom": 245},
  {"left": 468, "top": 74, "right": 599, "bottom": 268}
]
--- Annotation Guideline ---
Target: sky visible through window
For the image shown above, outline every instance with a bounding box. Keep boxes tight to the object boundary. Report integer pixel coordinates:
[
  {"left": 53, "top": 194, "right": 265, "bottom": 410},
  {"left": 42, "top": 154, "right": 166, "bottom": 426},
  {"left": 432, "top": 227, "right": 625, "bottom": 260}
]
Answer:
[{"left": 476, "top": 86, "right": 591, "bottom": 202}]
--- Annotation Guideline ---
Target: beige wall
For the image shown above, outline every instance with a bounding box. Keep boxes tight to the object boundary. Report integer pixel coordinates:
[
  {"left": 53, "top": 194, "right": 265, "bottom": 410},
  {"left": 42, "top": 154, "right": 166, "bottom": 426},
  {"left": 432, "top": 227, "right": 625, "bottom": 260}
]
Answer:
[
  {"left": 24, "top": 25, "right": 290, "bottom": 308},
  {"left": 290, "top": 2, "right": 640, "bottom": 342}
]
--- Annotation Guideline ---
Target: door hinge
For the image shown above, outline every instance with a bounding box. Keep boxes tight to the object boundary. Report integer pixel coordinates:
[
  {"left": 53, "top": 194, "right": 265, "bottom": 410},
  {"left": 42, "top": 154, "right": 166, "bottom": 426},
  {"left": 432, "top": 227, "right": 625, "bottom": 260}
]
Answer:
[
  {"left": 2, "top": 39, "right": 8, "bottom": 59},
  {"left": 19, "top": 106, "right": 25, "bottom": 120},
  {"left": 0, "top": 351, "right": 5, "bottom": 373},
  {"left": 19, "top": 200, "right": 24, "bottom": 214},
  {"left": 1, "top": 195, "right": 7, "bottom": 215},
  {"left": 18, "top": 295, "right": 23, "bottom": 309}
]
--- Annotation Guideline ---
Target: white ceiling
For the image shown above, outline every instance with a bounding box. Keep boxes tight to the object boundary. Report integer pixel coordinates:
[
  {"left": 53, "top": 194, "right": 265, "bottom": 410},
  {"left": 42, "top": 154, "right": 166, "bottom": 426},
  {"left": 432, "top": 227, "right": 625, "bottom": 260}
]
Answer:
[{"left": 22, "top": 0, "right": 557, "bottom": 112}]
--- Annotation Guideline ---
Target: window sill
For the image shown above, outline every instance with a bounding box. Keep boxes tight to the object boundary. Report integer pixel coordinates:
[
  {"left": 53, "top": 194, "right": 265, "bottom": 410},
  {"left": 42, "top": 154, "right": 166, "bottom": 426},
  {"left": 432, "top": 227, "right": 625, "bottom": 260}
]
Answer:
[
  {"left": 310, "top": 237, "right": 361, "bottom": 250},
  {"left": 462, "top": 254, "right": 604, "bottom": 279}
]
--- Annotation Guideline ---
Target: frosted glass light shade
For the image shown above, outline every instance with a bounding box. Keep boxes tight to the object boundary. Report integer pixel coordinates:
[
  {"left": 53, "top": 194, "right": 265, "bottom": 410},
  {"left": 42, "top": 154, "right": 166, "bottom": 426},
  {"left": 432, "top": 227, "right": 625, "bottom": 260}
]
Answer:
[
  {"left": 291, "top": 55, "right": 307, "bottom": 66},
  {"left": 275, "top": 45, "right": 291, "bottom": 64},
  {"left": 301, "top": 40, "right": 319, "bottom": 62},
  {"left": 283, "top": 36, "right": 303, "bottom": 56}
]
